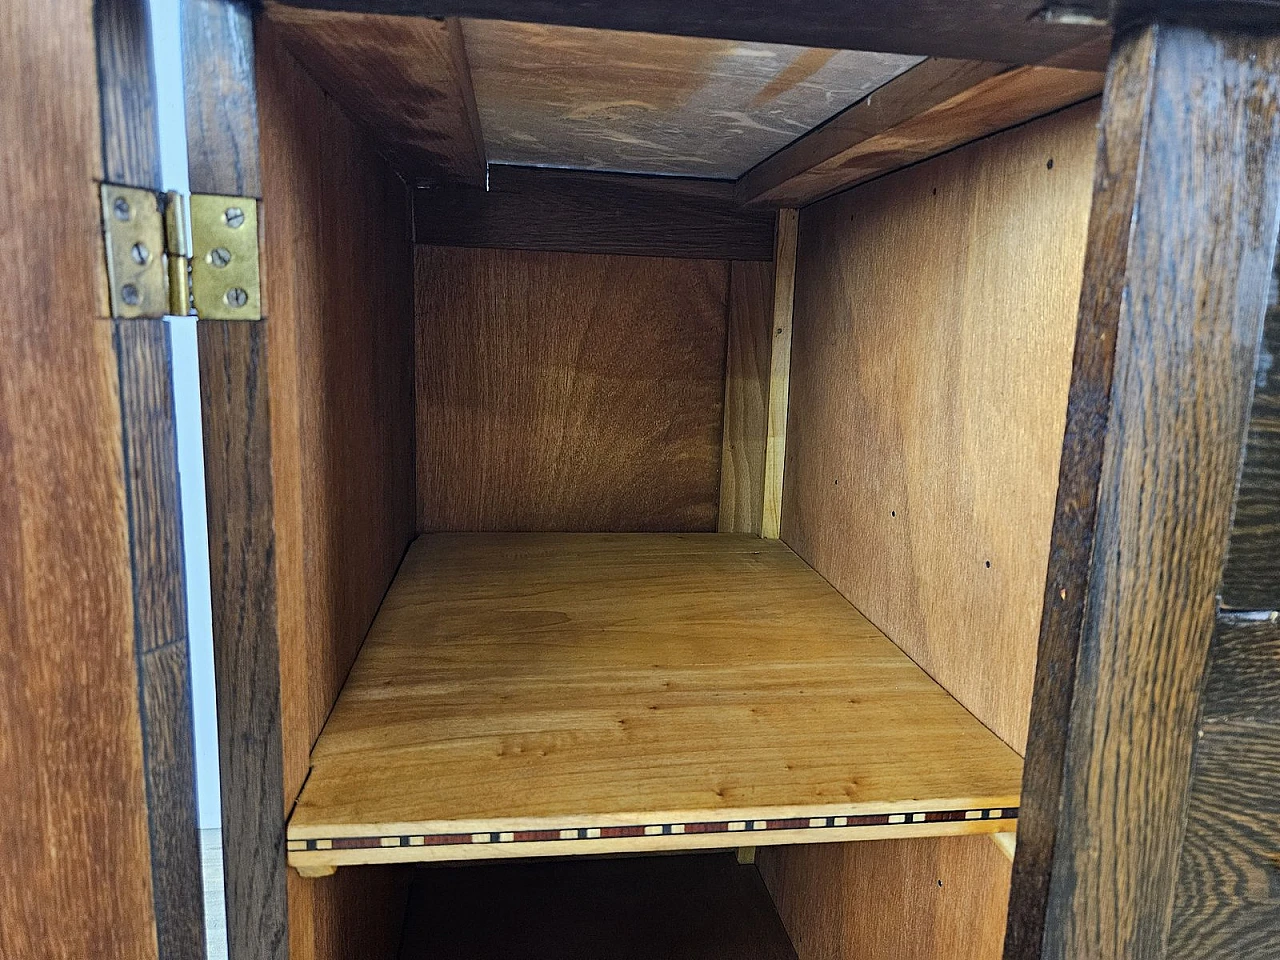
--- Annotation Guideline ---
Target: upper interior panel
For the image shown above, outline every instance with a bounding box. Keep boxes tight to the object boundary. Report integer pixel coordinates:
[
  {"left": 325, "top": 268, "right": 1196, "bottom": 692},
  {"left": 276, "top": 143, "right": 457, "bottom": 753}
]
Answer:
[{"left": 462, "top": 21, "right": 921, "bottom": 178}]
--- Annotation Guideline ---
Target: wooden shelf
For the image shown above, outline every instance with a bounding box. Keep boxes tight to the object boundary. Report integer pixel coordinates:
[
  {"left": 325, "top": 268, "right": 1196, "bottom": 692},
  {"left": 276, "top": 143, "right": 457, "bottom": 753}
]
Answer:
[
  {"left": 399, "top": 853, "right": 798, "bottom": 960},
  {"left": 287, "top": 534, "right": 1021, "bottom": 873}
]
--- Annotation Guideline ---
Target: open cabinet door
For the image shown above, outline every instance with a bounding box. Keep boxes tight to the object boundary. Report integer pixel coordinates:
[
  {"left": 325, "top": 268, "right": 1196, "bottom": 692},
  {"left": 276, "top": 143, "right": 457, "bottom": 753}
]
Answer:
[{"left": 0, "top": 0, "right": 203, "bottom": 958}]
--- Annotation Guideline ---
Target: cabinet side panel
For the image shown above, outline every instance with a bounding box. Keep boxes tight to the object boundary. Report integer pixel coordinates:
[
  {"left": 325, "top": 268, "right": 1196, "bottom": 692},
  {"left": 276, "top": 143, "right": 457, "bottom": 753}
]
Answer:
[
  {"left": 759, "top": 102, "right": 1098, "bottom": 960},
  {"left": 257, "top": 19, "right": 415, "bottom": 960},
  {"left": 415, "top": 246, "right": 728, "bottom": 532}
]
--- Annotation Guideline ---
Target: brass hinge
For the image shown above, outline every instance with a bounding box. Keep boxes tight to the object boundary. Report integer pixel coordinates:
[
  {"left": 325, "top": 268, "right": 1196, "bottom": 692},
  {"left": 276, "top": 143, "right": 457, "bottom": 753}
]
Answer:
[{"left": 100, "top": 185, "right": 261, "bottom": 321}]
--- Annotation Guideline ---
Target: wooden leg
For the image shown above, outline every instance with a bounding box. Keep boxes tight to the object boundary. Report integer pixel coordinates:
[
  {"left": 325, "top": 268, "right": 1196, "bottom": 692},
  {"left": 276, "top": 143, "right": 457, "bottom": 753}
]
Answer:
[{"left": 1006, "top": 21, "right": 1280, "bottom": 960}]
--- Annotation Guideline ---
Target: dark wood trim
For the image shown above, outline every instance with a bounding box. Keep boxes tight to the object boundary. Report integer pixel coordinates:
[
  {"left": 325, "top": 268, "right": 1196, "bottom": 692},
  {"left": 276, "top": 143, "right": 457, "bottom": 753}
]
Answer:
[
  {"left": 96, "top": 0, "right": 206, "bottom": 957},
  {"left": 1221, "top": 282, "right": 1280, "bottom": 609},
  {"left": 735, "top": 59, "right": 1104, "bottom": 209},
  {"left": 413, "top": 166, "right": 776, "bottom": 260},
  {"left": 268, "top": 0, "right": 1111, "bottom": 69},
  {"left": 183, "top": 3, "right": 287, "bottom": 960},
  {"left": 1006, "top": 22, "right": 1280, "bottom": 960},
  {"left": 1170, "top": 612, "right": 1280, "bottom": 958}
]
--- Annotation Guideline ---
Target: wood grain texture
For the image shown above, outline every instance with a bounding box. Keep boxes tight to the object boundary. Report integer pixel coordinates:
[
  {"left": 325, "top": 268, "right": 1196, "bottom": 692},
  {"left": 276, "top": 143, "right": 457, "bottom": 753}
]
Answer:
[
  {"left": 738, "top": 59, "right": 1103, "bottom": 208},
  {"left": 0, "top": 0, "right": 158, "bottom": 956},
  {"left": 400, "top": 854, "right": 799, "bottom": 960},
  {"left": 413, "top": 165, "right": 776, "bottom": 261},
  {"left": 95, "top": 0, "right": 161, "bottom": 185},
  {"left": 762, "top": 210, "right": 797, "bottom": 540},
  {"left": 1221, "top": 275, "right": 1280, "bottom": 609},
  {"left": 182, "top": 0, "right": 261, "bottom": 196},
  {"left": 781, "top": 103, "right": 1097, "bottom": 753},
  {"left": 287, "top": 534, "right": 1023, "bottom": 870},
  {"left": 759, "top": 835, "right": 1013, "bottom": 960},
  {"left": 1006, "top": 24, "right": 1280, "bottom": 960},
  {"left": 461, "top": 19, "right": 918, "bottom": 179},
  {"left": 263, "top": 4, "right": 485, "bottom": 184},
  {"left": 197, "top": 322, "right": 289, "bottom": 960},
  {"left": 415, "top": 246, "right": 729, "bottom": 532},
  {"left": 256, "top": 21, "right": 417, "bottom": 960},
  {"left": 114, "top": 322, "right": 206, "bottom": 960},
  {"left": 1170, "top": 613, "right": 1280, "bottom": 960},
  {"left": 718, "top": 261, "right": 774, "bottom": 536},
  {"left": 266, "top": 0, "right": 1111, "bottom": 69}
]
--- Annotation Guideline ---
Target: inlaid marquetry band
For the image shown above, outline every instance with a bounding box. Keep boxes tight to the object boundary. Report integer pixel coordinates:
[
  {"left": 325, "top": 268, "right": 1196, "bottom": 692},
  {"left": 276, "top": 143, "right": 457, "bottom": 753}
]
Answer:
[{"left": 288, "top": 806, "right": 1018, "bottom": 852}]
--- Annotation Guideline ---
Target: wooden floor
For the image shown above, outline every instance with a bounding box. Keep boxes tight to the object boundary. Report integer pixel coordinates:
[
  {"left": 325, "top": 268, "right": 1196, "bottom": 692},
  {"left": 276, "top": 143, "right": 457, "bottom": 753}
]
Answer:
[
  {"left": 398, "top": 853, "right": 798, "bottom": 960},
  {"left": 287, "top": 534, "right": 1021, "bottom": 872}
]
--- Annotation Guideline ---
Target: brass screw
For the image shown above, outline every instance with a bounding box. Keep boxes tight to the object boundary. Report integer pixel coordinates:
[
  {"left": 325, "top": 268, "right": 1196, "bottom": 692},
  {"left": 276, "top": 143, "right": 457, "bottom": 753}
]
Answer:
[
  {"left": 224, "top": 206, "right": 245, "bottom": 228},
  {"left": 225, "top": 287, "right": 249, "bottom": 308},
  {"left": 112, "top": 197, "right": 132, "bottom": 221},
  {"left": 208, "top": 247, "right": 232, "bottom": 268},
  {"left": 121, "top": 283, "right": 141, "bottom": 306},
  {"left": 130, "top": 242, "right": 150, "bottom": 265}
]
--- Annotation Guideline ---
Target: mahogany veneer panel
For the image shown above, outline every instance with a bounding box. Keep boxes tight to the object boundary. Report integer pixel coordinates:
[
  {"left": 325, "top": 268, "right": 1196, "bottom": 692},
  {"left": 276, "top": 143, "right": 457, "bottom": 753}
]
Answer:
[{"left": 287, "top": 534, "right": 1021, "bottom": 872}]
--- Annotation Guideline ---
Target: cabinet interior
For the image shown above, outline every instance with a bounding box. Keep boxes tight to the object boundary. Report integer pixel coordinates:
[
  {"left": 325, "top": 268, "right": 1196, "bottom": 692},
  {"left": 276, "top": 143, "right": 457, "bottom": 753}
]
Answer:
[{"left": 252, "top": 8, "right": 1101, "bottom": 960}]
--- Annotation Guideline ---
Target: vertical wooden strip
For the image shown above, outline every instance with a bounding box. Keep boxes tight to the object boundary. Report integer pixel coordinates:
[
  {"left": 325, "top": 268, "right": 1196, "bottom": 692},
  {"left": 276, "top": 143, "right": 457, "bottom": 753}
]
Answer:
[
  {"left": 114, "top": 322, "right": 206, "bottom": 960},
  {"left": 1006, "top": 23, "right": 1280, "bottom": 960},
  {"left": 718, "top": 260, "right": 774, "bottom": 535},
  {"left": 762, "top": 209, "right": 798, "bottom": 539},
  {"left": 183, "top": 2, "right": 285, "bottom": 959},
  {"left": 97, "top": 0, "right": 205, "bottom": 955},
  {"left": 197, "top": 321, "right": 289, "bottom": 960}
]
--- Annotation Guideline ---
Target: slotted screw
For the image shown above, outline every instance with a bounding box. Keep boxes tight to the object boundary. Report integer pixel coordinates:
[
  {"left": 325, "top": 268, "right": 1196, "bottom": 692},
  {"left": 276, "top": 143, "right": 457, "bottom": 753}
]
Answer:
[
  {"left": 130, "top": 242, "right": 150, "bottom": 265},
  {"left": 121, "top": 283, "right": 141, "bottom": 306},
  {"left": 208, "top": 247, "right": 232, "bottom": 268},
  {"left": 112, "top": 197, "right": 131, "bottom": 221},
  {"left": 225, "top": 287, "right": 249, "bottom": 308},
  {"left": 223, "top": 206, "right": 245, "bottom": 229}
]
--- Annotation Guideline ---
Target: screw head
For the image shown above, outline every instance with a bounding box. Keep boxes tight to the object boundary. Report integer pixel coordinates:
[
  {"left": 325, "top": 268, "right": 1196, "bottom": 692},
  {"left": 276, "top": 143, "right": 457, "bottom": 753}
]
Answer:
[
  {"left": 112, "top": 197, "right": 132, "bottom": 221},
  {"left": 130, "top": 241, "right": 150, "bottom": 265},
  {"left": 207, "top": 247, "right": 232, "bottom": 268},
  {"left": 223, "top": 206, "right": 245, "bottom": 229},
  {"left": 225, "top": 287, "right": 249, "bottom": 308},
  {"left": 121, "top": 283, "right": 141, "bottom": 306}
]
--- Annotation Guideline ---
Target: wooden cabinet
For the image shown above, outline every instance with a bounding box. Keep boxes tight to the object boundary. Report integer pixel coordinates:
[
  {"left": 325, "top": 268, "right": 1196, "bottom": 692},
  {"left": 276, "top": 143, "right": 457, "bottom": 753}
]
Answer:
[{"left": 4, "top": 2, "right": 1280, "bottom": 960}]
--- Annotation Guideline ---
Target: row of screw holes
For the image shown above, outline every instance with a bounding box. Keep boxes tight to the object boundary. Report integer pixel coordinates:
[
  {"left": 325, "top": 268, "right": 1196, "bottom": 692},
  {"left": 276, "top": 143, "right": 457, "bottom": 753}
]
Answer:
[{"left": 111, "top": 196, "right": 248, "bottom": 308}]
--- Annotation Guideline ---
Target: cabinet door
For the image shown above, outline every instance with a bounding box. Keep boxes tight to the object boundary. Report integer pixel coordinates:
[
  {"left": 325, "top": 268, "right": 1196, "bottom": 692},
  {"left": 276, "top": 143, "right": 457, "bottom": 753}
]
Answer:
[{"left": 0, "top": 0, "right": 201, "bottom": 957}]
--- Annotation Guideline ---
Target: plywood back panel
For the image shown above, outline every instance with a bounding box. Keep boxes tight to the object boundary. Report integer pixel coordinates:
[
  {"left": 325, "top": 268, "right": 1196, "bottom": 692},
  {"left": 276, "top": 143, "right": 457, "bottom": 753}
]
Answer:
[
  {"left": 415, "top": 246, "right": 729, "bottom": 532},
  {"left": 781, "top": 101, "right": 1098, "bottom": 753},
  {"left": 257, "top": 21, "right": 416, "bottom": 960}
]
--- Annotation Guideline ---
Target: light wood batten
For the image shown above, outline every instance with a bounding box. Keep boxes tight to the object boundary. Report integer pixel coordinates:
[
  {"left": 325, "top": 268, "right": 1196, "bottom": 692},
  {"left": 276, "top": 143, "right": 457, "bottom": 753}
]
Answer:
[{"left": 762, "top": 211, "right": 798, "bottom": 539}]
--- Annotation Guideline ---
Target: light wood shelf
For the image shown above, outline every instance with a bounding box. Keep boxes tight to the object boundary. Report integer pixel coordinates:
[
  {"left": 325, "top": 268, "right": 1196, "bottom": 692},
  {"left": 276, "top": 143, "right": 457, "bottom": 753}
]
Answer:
[{"left": 287, "top": 534, "right": 1021, "bottom": 873}]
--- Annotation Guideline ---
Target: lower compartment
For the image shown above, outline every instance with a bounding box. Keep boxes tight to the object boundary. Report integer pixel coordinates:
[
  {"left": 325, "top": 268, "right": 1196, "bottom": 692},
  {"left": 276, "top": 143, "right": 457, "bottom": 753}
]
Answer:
[{"left": 398, "top": 852, "right": 797, "bottom": 960}]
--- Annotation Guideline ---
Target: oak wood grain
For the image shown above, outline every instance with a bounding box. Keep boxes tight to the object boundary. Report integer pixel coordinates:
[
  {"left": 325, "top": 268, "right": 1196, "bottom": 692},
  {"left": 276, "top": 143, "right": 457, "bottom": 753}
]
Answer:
[
  {"left": 1221, "top": 277, "right": 1280, "bottom": 609},
  {"left": 781, "top": 103, "right": 1097, "bottom": 753},
  {"left": 413, "top": 165, "right": 776, "bottom": 261},
  {"left": 266, "top": 0, "right": 1111, "bottom": 69},
  {"left": 256, "top": 21, "right": 418, "bottom": 960},
  {"left": 263, "top": 4, "right": 485, "bottom": 184},
  {"left": 400, "top": 853, "right": 799, "bottom": 960},
  {"left": 287, "top": 534, "right": 1023, "bottom": 870},
  {"left": 1170, "top": 611, "right": 1280, "bottom": 960},
  {"left": 738, "top": 60, "right": 1103, "bottom": 208},
  {"left": 0, "top": 0, "right": 160, "bottom": 955},
  {"left": 759, "top": 835, "right": 1014, "bottom": 960},
  {"left": 718, "top": 260, "right": 774, "bottom": 536},
  {"left": 415, "top": 246, "right": 729, "bottom": 533},
  {"left": 1006, "top": 23, "right": 1280, "bottom": 960}
]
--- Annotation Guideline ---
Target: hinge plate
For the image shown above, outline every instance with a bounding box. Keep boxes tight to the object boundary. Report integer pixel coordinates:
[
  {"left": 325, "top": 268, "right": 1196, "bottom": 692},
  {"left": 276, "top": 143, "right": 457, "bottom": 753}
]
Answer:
[
  {"left": 99, "top": 186, "right": 261, "bottom": 321},
  {"left": 101, "top": 185, "right": 169, "bottom": 319},
  {"left": 190, "top": 194, "right": 261, "bottom": 321}
]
